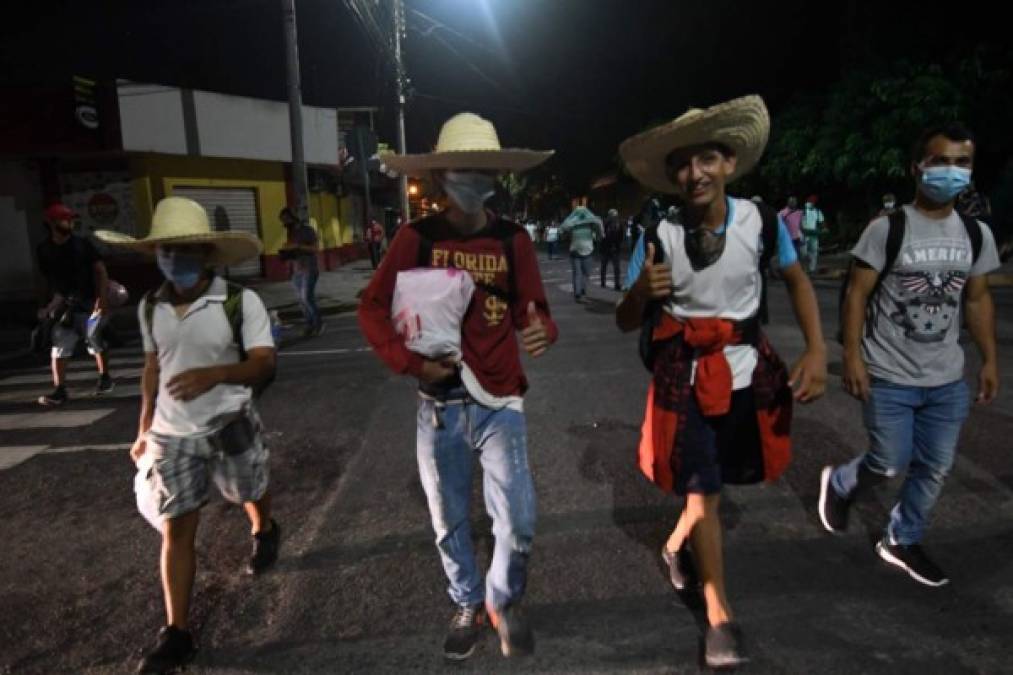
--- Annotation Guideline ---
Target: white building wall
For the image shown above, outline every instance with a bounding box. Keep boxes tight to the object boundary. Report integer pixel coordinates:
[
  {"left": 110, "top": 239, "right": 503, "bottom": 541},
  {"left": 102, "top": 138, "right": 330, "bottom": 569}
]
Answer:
[{"left": 117, "top": 83, "right": 187, "bottom": 155}]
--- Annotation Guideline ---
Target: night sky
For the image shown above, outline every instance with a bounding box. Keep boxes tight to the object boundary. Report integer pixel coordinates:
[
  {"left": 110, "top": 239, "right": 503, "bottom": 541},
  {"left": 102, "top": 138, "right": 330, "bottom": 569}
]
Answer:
[{"left": 1, "top": 0, "right": 1003, "bottom": 190}]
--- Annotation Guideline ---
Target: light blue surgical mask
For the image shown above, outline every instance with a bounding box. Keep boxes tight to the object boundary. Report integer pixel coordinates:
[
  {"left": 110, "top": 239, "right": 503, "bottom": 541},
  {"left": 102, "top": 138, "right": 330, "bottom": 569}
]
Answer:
[
  {"left": 156, "top": 249, "right": 206, "bottom": 289},
  {"left": 919, "top": 165, "right": 972, "bottom": 204},
  {"left": 442, "top": 171, "right": 496, "bottom": 215}
]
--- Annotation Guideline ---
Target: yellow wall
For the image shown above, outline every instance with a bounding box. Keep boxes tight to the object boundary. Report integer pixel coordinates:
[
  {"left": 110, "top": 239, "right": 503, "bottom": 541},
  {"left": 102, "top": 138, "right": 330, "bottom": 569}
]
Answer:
[
  {"left": 127, "top": 154, "right": 290, "bottom": 254},
  {"left": 308, "top": 191, "right": 342, "bottom": 248}
]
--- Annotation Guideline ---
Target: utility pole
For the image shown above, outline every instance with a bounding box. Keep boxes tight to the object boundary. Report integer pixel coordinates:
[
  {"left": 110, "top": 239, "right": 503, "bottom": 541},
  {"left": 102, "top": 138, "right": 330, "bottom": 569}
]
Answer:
[
  {"left": 282, "top": 0, "right": 309, "bottom": 225},
  {"left": 393, "top": 0, "right": 410, "bottom": 222}
]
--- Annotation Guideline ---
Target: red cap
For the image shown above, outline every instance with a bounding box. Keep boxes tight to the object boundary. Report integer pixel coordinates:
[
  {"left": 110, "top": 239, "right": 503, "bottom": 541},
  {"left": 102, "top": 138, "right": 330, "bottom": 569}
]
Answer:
[
  {"left": 45, "top": 203, "right": 76, "bottom": 221},
  {"left": 806, "top": 195, "right": 819, "bottom": 205}
]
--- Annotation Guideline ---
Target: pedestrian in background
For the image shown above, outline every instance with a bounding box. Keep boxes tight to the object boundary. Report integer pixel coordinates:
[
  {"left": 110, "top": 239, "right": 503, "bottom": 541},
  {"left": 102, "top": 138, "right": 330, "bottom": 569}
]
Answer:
[{"left": 279, "top": 207, "right": 323, "bottom": 337}]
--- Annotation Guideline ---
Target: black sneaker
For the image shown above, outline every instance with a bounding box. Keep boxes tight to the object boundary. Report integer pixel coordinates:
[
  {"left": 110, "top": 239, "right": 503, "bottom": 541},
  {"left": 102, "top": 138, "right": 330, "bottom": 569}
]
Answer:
[
  {"left": 876, "top": 538, "right": 950, "bottom": 587},
  {"left": 136, "top": 625, "right": 196, "bottom": 673},
  {"left": 38, "top": 386, "right": 68, "bottom": 407},
  {"left": 443, "top": 603, "right": 486, "bottom": 661},
  {"left": 818, "top": 465, "right": 852, "bottom": 533},
  {"left": 661, "top": 544, "right": 698, "bottom": 591},
  {"left": 96, "top": 373, "right": 115, "bottom": 395},
  {"left": 487, "top": 602, "right": 534, "bottom": 657},
  {"left": 245, "top": 520, "right": 281, "bottom": 575},
  {"left": 704, "top": 622, "right": 749, "bottom": 669}
]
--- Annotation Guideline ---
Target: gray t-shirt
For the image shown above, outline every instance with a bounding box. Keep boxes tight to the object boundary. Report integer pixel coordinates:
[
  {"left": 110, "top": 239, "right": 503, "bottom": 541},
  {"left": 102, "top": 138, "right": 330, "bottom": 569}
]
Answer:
[{"left": 852, "top": 204, "right": 999, "bottom": 386}]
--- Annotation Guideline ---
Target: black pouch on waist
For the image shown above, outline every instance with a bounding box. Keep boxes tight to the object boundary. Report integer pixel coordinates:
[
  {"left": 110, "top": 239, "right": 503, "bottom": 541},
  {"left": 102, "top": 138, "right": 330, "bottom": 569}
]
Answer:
[{"left": 215, "top": 413, "right": 257, "bottom": 456}]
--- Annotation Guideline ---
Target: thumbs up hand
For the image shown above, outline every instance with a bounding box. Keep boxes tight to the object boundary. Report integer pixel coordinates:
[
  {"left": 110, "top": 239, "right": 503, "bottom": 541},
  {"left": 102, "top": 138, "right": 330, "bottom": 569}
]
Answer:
[
  {"left": 521, "top": 300, "right": 550, "bottom": 358},
  {"left": 635, "top": 242, "right": 673, "bottom": 301}
]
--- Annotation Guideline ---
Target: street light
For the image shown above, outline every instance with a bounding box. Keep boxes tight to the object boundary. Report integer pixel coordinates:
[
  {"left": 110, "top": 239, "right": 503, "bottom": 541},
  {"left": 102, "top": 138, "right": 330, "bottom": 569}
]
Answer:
[{"left": 408, "top": 182, "right": 420, "bottom": 197}]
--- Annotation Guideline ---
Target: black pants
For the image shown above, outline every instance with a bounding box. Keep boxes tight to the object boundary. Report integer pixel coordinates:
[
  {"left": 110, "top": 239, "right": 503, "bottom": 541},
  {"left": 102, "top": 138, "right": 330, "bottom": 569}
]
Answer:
[
  {"left": 368, "top": 242, "right": 382, "bottom": 269},
  {"left": 600, "top": 251, "right": 621, "bottom": 289}
]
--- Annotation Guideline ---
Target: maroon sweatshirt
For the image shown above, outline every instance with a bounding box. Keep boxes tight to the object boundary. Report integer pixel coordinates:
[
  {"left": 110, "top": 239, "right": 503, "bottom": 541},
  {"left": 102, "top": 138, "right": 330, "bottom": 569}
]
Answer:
[{"left": 357, "top": 210, "right": 558, "bottom": 397}]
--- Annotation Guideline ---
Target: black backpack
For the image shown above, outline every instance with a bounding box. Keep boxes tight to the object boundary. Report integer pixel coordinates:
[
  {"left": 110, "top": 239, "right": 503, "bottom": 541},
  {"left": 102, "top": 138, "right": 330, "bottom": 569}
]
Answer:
[
  {"left": 143, "top": 280, "right": 276, "bottom": 397},
  {"left": 414, "top": 218, "right": 518, "bottom": 303},
  {"left": 638, "top": 204, "right": 779, "bottom": 372},
  {"left": 835, "top": 209, "right": 983, "bottom": 344}
]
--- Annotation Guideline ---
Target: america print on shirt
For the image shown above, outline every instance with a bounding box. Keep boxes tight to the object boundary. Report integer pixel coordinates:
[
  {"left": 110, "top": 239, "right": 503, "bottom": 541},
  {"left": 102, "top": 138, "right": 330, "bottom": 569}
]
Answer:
[{"left": 887, "top": 237, "right": 971, "bottom": 343}]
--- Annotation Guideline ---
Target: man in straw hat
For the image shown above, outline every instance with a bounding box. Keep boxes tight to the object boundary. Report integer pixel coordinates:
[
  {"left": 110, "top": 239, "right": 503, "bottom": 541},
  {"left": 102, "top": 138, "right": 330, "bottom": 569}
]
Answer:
[
  {"left": 615, "top": 95, "right": 827, "bottom": 668},
  {"left": 97, "top": 197, "right": 281, "bottom": 673},
  {"left": 359, "top": 112, "right": 557, "bottom": 661}
]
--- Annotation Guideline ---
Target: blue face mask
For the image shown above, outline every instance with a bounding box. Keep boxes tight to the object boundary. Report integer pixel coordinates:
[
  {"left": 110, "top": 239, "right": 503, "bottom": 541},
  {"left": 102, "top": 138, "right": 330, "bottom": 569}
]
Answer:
[
  {"left": 156, "top": 249, "right": 206, "bottom": 289},
  {"left": 919, "top": 165, "right": 972, "bottom": 204},
  {"left": 442, "top": 171, "right": 496, "bottom": 215}
]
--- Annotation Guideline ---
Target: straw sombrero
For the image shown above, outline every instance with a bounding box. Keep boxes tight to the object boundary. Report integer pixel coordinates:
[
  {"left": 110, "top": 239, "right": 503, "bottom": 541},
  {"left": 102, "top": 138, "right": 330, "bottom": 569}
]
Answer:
[
  {"left": 619, "top": 95, "right": 770, "bottom": 194},
  {"left": 95, "top": 196, "right": 261, "bottom": 265},
  {"left": 381, "top": 112, "right": 554, "bottom": 176}
]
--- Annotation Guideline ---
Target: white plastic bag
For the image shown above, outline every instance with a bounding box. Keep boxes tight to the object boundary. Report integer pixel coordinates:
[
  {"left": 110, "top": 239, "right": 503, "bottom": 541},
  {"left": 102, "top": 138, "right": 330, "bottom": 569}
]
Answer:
[
  {"left": 392, "top": 268, "right": 475, "bottom": 360},
  {"left": 134, "top": 451, "right": 165, "bottom": 533}
]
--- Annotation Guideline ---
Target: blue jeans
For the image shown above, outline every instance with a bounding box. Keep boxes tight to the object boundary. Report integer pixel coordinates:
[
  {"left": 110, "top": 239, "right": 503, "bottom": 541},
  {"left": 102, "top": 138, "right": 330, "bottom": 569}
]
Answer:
[
  {"left": 803, "top": 234, "right": 819, "bottom": 273},
  {"left": 292, "top": 270, "right": 320, "bottom": 330},
  {"left": 570, "top": 253, "right": 592, "bottom": 298},
  {"left": 547, "top": 241, "right": 558, "bottom": 259},
  {"left": 831, "top": 378, "right": 970, "bottom": 545},
  {"left": 416, "top": 395, "right": 537, "bottom": 610}
]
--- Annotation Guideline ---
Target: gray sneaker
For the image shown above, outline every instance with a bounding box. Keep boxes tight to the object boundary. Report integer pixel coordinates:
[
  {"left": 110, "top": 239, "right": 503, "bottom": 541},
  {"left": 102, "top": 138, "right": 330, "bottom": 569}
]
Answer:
[{"left": 704, "top": 622, "right": 749, "bottom": 669}]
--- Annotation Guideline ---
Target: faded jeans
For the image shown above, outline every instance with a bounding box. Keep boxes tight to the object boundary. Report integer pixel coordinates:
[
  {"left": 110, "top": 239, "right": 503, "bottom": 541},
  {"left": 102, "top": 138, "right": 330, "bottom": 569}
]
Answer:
[
  {"left": 570, "top": 252, "right": 593, "bottom": 298},
  {"left": 416, "top": 393, "right": 537, "bottom": 610},
  {"left": 292, "top": 270, "right": 320, "bottom": 330},
  {"left": 831, "top": 378, "right": 970, "bottom": 545}
]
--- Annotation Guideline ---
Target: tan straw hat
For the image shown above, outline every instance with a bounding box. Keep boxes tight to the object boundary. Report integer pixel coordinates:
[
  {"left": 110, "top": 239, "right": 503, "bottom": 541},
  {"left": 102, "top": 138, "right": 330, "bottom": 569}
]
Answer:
[
  {"left": 95, "top": 196, "right": 262, "bottom": 265},
  {"left": 619, "top": 95, "right": 770, "bottom": 194},
  {"left": 381, "top": 112, "right": 554, "bottom": 176}
]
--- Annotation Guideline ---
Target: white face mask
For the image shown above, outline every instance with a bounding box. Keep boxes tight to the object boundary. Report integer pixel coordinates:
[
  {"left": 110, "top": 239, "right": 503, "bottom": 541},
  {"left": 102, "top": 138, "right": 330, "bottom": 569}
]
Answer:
[{"left": 442, "top": 171, "right": 496, "bottom": 214}]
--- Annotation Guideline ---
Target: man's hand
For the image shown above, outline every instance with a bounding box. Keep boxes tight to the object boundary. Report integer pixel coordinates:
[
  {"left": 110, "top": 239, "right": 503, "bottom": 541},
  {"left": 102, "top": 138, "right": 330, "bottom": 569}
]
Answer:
[
  {"left": 789, "top": 348, "right": 827, "bottom": 403},
  {"left": 166, "top": 366, "right": 223, "bottom": 401},
  {"left": 977, "top": 361, "right": 999, "bottom": 405},
  {"left": 420, "top": 358, "right": 457, "bottom": 385},
  {"left": 521, "top": 302, "right": 551, "bottom": 358},
  {"left": 92, "top": 297, "right": 106, "bottom": 315},
  {"left": 634, "top": 243, "right": 672, "bottom": 301},
  {"left": 842, "top": 351, "right": 871, "bottom": 402},
  {"left": 130, "top": 435, "right": 147, "bottom": 464}
]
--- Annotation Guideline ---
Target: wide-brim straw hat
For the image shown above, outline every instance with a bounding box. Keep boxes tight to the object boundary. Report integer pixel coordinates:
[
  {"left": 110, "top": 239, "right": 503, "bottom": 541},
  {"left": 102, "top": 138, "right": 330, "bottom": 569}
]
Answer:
[
  {"left": 95, "top": 196, "right": 261, "bottom": 266},
  {"left": 381, "top": 112, "right": 554, "bottom": 176},
  {"left": 619, "top": 95, "right": 770, "bottom": 194}
]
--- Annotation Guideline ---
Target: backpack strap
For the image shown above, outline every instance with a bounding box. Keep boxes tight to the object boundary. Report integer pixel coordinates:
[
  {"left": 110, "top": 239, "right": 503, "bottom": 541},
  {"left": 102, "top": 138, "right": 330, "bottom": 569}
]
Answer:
[
  {"left": 957, "top": 213, "right": 983, "bottom": 264},
  {"left": 883, "top": 209, "right": 906, "bottom": 277},
  {"left": 223, "top": 281, "right": 246, "bottom": 359},
  {"left": 755, "top": 203, "right": 779, "bottom": 273},
  {"left": 142, "top": 289, "right": 158, "bottom": 351}
]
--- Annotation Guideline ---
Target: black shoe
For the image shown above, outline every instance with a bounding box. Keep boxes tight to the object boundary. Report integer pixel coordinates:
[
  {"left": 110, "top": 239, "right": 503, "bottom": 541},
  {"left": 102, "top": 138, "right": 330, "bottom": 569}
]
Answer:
[
  {"left": 704, "top": 622, "right": 749, "bottom": 669},
  {"left": 136, "top": 625, "right": 196, "bottom": 673},
  {"left": 38, "top": 386, "right": 68, "bottom": 407},
  {"left": 661, "top": 544, "right": 698, "bottom": 591},
  {"left": 876, "top": 538, "right": 949, "bottom": 587},
  {"left": 818, "top": 465, "right": 852, "bottom": 533},
  {"left": 245, "top": 520, "right": 281, "bottom": 575},
  {"left": 487, "top": 602, "right": 534, "bottom": 657},
  {"left": 96, "top": 373, "right": 115, "bottom": 395},
  {"left": 443, "top": 603, "right": 485, "bottom": 661}
]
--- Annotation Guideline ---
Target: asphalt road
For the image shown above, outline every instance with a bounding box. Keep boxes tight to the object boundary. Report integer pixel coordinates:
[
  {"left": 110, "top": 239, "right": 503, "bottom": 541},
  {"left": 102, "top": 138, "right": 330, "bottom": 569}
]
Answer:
[{"left": 1, "top": 256, "right": 1012, "bottom": 674}]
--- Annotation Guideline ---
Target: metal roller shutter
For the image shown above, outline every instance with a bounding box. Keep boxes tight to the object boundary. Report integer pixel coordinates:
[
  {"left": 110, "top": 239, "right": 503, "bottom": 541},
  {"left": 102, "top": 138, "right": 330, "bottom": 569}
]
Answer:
[{"left": 171, "top": 186, "right": 263, "bottom": 278}]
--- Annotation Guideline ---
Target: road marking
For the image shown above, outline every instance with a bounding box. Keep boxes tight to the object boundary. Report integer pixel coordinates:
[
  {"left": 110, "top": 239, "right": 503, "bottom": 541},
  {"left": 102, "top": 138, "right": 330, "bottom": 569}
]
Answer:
[
  {"left": 0, "top": 443, "right": 129, "bottom": 470},
  {"left": 279, "top": 348, "right": 372, "bottom": 356},
  {"left": 0, "top": 408, "right": 116, "bottom": 431}
]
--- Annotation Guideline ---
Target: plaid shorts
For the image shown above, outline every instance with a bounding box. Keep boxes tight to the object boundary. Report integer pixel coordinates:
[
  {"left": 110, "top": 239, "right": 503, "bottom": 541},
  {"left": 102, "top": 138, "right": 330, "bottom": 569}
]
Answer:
[{"left": 143, "top": 411, "right": 269, "bottom": 520}]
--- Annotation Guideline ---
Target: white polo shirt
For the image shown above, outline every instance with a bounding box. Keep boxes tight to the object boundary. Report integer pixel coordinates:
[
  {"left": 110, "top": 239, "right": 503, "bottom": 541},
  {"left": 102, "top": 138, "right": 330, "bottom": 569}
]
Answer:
[{"left": 140, "top": 277, "right": 274, "bottom": 436}]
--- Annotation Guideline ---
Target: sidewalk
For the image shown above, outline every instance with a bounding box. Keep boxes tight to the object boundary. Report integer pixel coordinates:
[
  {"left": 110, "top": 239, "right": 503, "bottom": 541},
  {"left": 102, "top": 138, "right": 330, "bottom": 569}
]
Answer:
[{"left": 245, "top": 261, "right": 376, "bottom": 321}]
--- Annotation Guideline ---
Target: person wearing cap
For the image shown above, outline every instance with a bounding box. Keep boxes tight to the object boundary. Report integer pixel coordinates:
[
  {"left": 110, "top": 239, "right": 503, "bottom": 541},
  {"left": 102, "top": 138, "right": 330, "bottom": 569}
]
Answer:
[
  {"left": 801, "top": 194, "right": 825, "bottom": 273},
  {"left": 599, "top": 208, "right": 625, "bottom": 290},
  {"left": 358, "top": 112, "right": 557, "bottom": 661},
  {"left": 561, "top": 206, "right": 604, "bottom": 301},
  {"left": 615, "top": 95, "right": 826, "bottom": 668},
  {"left": 35, "top": 202, "right": 115, "bottom": 405},
  {"left": 96, "top": 197, "right": 281, "bottom": 673}
]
